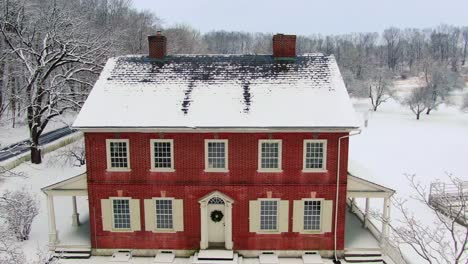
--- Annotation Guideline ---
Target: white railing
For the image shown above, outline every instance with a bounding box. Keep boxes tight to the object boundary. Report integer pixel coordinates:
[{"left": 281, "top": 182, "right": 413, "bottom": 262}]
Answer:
[{"left": 429, "top": 181, "right": 468, "bottom": 226}]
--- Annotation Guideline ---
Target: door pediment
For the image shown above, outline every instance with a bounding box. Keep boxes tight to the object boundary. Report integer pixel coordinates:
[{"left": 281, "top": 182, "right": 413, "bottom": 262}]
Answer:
[{"left": 198, "top": 191, "right": 234, "bottom": 204}]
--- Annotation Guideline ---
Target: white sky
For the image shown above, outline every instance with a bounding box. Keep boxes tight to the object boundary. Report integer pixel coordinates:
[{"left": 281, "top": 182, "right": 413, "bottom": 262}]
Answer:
[{"left": 132, "top": 0, "right": 468, "bottom": 35}]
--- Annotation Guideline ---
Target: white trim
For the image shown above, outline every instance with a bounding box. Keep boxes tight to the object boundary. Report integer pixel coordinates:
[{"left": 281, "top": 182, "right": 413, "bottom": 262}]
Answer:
[
  {"left": 153, "top": 197, "right": 176, "bottom": 233},
  {"left": 257, "top": 198, "right": 281, "bottom": 234},
  {"left": 258, "top": 140, "right": 282, "bottom": 173},
  {"left": 109, "top": 197, "right": 133, "bottom": 232},
  {"left": 106, "top": 139, "right": 131, "bottom": 172},
  {"left": 300, "top": 198, "right": 324, "bottom": 234},
  {"left": 75, "top": 127, "right": 358, "bottom": 133},
  {"left": 204, "top": 139, "right": 229, "bottom": 172},
  {"left": 302, "top": 139, "right": 327, "bottom": 172},
  {"left": 150, "top": 139, "right": 175, "bottom": 172}
]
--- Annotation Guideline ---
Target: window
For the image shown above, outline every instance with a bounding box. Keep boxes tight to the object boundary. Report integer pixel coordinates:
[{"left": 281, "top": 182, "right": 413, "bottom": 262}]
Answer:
[
  {"left": 150, "top": 139, "right": 174, "bottom": 171},
  {"left": 304, "top": 200, "right": 321, "bottom": 231},
  {"left": 258, "top": 140, "right": 282, "bottom": 172},
  {"left": 205, "top": 140, "right": 228, "bottom": 172},
  {"left": 303, "top": 140, "right": 327, "bottom": 171},
  {"left": 112, "top": 199, "right": 131, "bottom": 230},
  {"left": 260, "top": 200, "right": 278, "bottom": 231},
  {"left": 155, "top": 199, "right": 173, "bottom": 229},
  {"left": 106, "top": 139, "right": 130, "bottom": 171}
]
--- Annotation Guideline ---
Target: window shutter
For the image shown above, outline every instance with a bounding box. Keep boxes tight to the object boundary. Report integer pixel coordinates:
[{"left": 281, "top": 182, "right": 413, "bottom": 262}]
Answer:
[
  {"left": 292, "top": 200, "right": 304, "bottom": 232},
  {"left": 101, "top": 199, "right": 112, "bottom": 231},
  {"left": 249, "top": 200, "right": 260, "bottom": 232},
  {"left": 278, "top": 200, "right": 289, "bottom": 232},
  {"left": 321, "top": 200, "right": 333, "bottom": 233},
  {"left": 144, "top": 199, "right": 155, "bottom": 231},
  {"left": 174, "top": 199, "right": 184, "bottom": 231},
  {"left": 130, "top": 199, "right": 141, "bottom": 231}
]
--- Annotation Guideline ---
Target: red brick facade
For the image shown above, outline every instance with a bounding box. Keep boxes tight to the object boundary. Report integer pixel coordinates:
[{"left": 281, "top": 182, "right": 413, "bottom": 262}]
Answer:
[{"left": 85, "top": 132, "right": 349, "bottom": 251}]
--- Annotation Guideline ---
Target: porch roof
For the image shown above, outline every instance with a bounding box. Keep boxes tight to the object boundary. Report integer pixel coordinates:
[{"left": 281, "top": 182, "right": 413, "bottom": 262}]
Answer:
[
  {"left": 347, "top": 172, "right": 395, "bottom": 198},
  {"left": 41, "top": 172, "right": 88, "bottom": 196}
]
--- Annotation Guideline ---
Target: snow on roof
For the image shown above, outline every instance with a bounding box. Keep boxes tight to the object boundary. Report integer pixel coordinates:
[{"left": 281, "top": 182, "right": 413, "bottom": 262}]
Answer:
[{"left": 73, "top": 54, "right": 359, "bottom": 130}]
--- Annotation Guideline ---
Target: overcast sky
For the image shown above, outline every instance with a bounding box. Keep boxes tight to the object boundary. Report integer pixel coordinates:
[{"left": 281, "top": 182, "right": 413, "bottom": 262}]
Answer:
[{"left": 132, "top": 0, "right": 468, "bottom": 35}]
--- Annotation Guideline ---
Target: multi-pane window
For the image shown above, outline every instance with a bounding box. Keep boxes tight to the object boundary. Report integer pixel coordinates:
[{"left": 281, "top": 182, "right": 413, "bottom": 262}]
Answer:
[
  {"left": 205, "top": 140, "right": 228, "bottom": 171},
  {"left": 259, "top": 140, "right": 282, "bottom": 171},
  {"left": 155, "top": 199, "right": 173, "bottom": 229},
  {"left": 304, "top": 200, "right": 321, "bottom": 231},
  {"left": 260, "top": 200, "right": 278, "bottom": 230},
  {"left": 303, "top": 140, "right": 327, "bottom": 171},
  {"left": 107, "top": 139, "right": 130, "bottom": 170},
  {"left": 151, "top": 140, "right": 174, "bottom": 170},
  {"left": 112, "top": 199, "right": 131, "bottom": 229}
]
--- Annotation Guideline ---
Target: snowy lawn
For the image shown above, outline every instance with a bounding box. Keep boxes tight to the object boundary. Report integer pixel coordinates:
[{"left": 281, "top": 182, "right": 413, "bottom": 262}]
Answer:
[{"left": 350, "top": 89, "right": 468, "bottom": 263}]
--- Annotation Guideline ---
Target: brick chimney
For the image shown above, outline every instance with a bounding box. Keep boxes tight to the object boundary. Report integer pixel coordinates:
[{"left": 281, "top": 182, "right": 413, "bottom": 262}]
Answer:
[
  {"left": 272, "top": 34, "right": 296, "bottom": 59},
  {"left": 148, "top": 31, "right": 167, "bottom": 59}
]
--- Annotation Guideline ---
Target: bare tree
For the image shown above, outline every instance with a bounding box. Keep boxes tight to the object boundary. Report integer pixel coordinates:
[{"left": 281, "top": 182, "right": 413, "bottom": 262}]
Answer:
[
  {"left": 0, "top": 0, "right": 109, "bottom": 164},
  {"left": 0, "top": 228, "right": 26, "bottom": 264},
  {"left": 0, "top": 187, "right": 39, "bottom": 241},
  {"left": 405, "top": 87, "right": 428, "bottom": 120},
  {"left": 462, "top": 27, "right": 468, "bottom": 66},
  {"left": 462, "top": 94, "right": 468, "bottom": 111},
  {"left": 51, "top": 140, "right": 86, "bottom": 167},
  {"left": 386, "top": 174, "right": 467, "bottom": 264},
  {"left": 367, "top": 68, "right": 393, "bottom": 111}
]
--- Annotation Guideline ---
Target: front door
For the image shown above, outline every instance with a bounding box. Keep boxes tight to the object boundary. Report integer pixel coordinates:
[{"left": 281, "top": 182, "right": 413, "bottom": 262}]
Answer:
[{"left": 207, "top": 197, "right": 225, "bottom": 244}]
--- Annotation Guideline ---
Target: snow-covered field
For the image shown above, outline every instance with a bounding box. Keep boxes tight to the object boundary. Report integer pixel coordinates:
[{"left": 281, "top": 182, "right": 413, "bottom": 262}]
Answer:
[{"left": 0, "top": 85, "right": 467, "bottom": 263}]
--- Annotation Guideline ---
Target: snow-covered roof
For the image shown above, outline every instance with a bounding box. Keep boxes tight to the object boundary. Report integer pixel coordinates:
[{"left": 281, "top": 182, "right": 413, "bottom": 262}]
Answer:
[{"left": 73, "top": 54, "right": 359, "bottom": 130}]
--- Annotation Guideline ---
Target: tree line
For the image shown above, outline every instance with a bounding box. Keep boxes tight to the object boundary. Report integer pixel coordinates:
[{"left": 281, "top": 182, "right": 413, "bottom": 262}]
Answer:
[{"left": 0, "top": 0, "right": 468, "bottom": 163}]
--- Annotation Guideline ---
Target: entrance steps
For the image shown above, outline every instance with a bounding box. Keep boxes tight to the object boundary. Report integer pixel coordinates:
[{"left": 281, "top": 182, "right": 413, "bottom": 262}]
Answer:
[
  {"left": 191, "top": 250, "right": 241, "bottom": 264},
  {"left": 344, "top": 249, "right": 384, "bottom": 263},
  {"left": 53, "top": 247, "right": 91, "bottom": 259}
]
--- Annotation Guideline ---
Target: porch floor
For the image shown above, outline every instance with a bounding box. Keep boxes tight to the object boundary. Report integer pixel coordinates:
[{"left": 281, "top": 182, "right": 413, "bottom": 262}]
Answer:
[
  {"left": 344, "top": 210, "right": 380, "bottom": 249},
  {"left": 55, "top": 197, "right": 91, "bottom": 248}
]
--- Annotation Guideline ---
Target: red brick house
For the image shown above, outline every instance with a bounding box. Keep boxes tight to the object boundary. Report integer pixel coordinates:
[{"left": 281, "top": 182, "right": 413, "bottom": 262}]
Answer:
[{"left": 42, "top": 32, "right": 396, "bottom": 262}]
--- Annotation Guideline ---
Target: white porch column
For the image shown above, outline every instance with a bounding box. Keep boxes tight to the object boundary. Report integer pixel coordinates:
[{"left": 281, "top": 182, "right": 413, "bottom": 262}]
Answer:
[
  {"left": 200, "top": 202, "right": 209, "bottom": 249},
  {"left": 364, "top": 197, "right": 370, "bottom": 228},
  {"left": 225, "top": 202, "right": 233, "bottom": 250},
  {"left": 71, "top": 196, "right": 80, "bottom": 227},
  {"left": 349, "top": 197, "right": 356, "bottom": 212},
  {"left": 47, "top": 194, "right": 59, "bottom": 248},
  {"left": 381, "top": 197, "right": 390, "bottom": 245}
]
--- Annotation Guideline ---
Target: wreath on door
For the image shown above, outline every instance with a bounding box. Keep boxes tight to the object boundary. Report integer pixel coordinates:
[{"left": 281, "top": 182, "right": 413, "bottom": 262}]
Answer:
[{"left": 210, "top": 210, "right": 224, "bottom": 222}]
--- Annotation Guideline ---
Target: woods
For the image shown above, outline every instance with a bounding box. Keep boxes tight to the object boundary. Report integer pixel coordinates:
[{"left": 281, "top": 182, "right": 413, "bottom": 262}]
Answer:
[{"left": 0, "top": 0, "right": 467, "bottom": 163}]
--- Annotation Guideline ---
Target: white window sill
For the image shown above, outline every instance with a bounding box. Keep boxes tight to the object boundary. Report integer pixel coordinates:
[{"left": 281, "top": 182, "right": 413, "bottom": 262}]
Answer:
[
  {"left": 151, "top": 229, "right": 176, "bottom": 233},
  {"left": 302, "top": 169, "right": 328, "bottom": 173},
  {"left": 106, "top": 168, "right": 131, "bottom": 172},
  {"left": 110, "top": 229, "right": 133, "bottom": 233},
  {"left": 256, "top": 230, "right": 282, "bottom": 234},
  {"left": 150, "top": 168, "right": 175, "bottom": 173},
  {"left": 204, "top": 169, "right": 229, "bottom": 173},
  {"left": 257, "top": 169, "right": 283, "bottom": 173},
  {"left": 299, "top": 230, "right": 323, "bottom": 235}
]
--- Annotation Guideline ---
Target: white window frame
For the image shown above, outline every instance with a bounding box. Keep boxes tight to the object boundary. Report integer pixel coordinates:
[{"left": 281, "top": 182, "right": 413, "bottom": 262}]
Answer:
[
  {"left": 258, "top": 198, "right": 280, "bottom": 233},
  {"left": 106, "top": 139, "right": 131, "bottom": 172},
  {"left": 302, "top": 139, "right": 327, "bottom": 172},
  {"left": 302, "top": 198, "right": 323, "bottom": 233},
  {"left": 150, "top": 139, "right": 175, "bottom": 172},
  {"left": 153, "top": 197, "right": 175, "bottom": 232},
  {"left": 204, "top": 139, "right": 229, "bottom": 172},
  {"left": 110, "top": 197, "right": 132, "bottom": 232},
  {"left": 258, "top": 140, "right": 283, "bottom": 173}
]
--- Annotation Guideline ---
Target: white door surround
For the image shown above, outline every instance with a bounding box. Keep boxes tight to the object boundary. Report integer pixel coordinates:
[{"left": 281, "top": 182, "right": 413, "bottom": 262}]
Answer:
[{"left": 199, "top": 191, "right": 234, "bottom": 250}]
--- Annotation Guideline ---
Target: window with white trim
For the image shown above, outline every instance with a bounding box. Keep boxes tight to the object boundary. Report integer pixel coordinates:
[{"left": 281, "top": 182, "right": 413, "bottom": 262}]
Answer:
[
  {"left": 304, "top": 200, "right": 321, "bottom": 231},
  {"left": 151, "top": 139, "right": 174, "bottom": 171},
  {"left": 112, "top": 199, "right": 131, "bottom": 230},
  {"left": 106, "top": 139, "right": 130, "bottom": 170},
  {"left": 260, "top": 200, "right": 278, "bottom": 231},
  {"left": 258, "top": 140, "right": 282, "bottom": 171},
  {"left": 303, "top": 140, "right": 327, "bottom": 171},
  {"left": 155, "top": 199, "right": 173, "bottom": 229},
  {"left": 205, "top": 140, "right": 228, "bottom": 171}
]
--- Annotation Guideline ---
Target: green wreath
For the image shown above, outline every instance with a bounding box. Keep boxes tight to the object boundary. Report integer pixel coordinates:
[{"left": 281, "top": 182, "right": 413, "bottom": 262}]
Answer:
[{"left": 210, "top": 210, "right": 224, "bottom": 222}]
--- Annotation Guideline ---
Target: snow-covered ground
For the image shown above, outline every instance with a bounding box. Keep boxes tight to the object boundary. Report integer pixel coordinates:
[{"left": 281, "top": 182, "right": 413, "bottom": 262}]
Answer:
[{"left": 0, "top": 112, "right": 77, "bottom": 147}]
